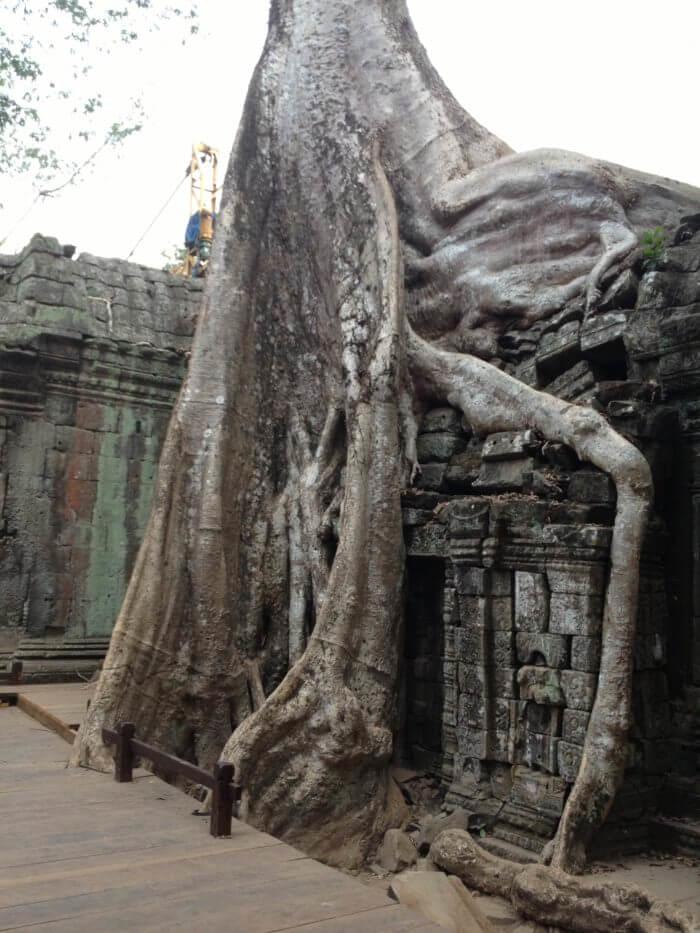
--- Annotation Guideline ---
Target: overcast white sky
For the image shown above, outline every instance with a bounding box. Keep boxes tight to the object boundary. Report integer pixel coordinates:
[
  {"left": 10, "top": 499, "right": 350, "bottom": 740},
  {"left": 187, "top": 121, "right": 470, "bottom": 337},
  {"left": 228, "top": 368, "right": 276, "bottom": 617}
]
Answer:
[{"left": 1, "top": 0, "right": 698, "bottom": 266}]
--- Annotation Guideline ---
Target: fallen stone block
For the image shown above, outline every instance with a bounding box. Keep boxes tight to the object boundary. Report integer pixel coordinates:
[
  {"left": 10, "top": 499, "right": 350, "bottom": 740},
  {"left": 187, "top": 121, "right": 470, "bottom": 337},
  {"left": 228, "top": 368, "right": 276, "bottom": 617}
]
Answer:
[
  {"left": 390, "top": 869, "right": 495, "bottom": 932},
  {"left": 414, "top": 808, "right": 470, "bottom": 855},
  {"left": 376, "top": 828, "right": 418, "bottom": 872}
]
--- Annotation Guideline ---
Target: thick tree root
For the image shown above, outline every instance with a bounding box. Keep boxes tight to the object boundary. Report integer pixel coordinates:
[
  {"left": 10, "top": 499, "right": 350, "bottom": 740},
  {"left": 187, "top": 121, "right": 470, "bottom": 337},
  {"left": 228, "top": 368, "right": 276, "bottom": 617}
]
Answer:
[
  {"left": 431, "top": 830, "right": 698, "bottom": 933},
  {"left": 223, "top": 639, "right": 406, "bottom": 867},
  {"left": 408, "top": 330, "right": 652, "bottom": 872}
]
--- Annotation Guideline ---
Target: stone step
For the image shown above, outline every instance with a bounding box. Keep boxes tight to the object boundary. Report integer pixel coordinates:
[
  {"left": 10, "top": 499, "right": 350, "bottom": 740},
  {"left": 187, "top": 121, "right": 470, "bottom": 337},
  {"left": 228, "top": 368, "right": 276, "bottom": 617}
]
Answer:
[
  {"left": 478, "top": 834, "right": 538, "bottom": 865},
  {"left": 650, "top": 817, "right": 700, "bottom": 857}
]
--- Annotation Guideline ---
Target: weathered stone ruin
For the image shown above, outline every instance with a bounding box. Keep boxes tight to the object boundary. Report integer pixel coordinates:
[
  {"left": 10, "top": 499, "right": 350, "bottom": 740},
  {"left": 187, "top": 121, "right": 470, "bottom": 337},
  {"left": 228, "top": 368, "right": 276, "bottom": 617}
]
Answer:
[
  {"left": 0, "top": 234, "right": 201, "bottom": 676},
  {"left": 400, "top": 215, "right": 700, "bottom": 858},
  {"left": 2, "top": 216, "right": 700, "bottom": 859}
]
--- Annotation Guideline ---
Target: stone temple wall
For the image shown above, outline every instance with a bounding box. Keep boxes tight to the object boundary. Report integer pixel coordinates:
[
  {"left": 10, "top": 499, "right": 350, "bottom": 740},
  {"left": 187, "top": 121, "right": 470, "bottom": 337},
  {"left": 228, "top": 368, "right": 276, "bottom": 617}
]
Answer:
[
  {"left": 399, "top": 215, "right": 700, "bottom": 855},
  {"left": 0, "top": 234, "right": 202, "bottom": 676}
]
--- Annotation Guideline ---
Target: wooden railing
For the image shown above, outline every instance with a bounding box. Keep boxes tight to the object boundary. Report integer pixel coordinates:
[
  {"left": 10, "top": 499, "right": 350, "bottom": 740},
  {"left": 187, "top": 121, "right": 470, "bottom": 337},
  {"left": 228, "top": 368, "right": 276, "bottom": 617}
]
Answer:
[
  {"left": 102, "top": 722, "right": 238, "bottom": 838},
  {"left": 0, "top": 661, "right": 23, "bottom": 685}
]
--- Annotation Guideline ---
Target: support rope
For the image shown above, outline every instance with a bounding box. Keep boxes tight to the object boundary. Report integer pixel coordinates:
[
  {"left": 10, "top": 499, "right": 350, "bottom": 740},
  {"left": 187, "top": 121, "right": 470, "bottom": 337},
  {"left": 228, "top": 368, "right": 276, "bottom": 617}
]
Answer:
[{"left": 125, "top": 172, "right": 189, "bottom": 261}]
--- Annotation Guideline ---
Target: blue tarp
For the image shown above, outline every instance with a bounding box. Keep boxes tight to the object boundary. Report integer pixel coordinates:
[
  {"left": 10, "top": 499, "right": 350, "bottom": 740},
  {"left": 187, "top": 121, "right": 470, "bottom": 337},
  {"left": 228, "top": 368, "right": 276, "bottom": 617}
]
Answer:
[
  {"left": 185, "top": 212, "right": 201, "bottom": 249},
  {"left": 185, "top": 211, "right": 216, "bottom": 249}
]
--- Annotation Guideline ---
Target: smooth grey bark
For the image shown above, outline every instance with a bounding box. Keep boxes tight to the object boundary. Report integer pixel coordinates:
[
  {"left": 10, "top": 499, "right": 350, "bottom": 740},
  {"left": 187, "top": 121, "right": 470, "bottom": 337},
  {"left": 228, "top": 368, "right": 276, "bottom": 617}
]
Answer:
[{"left": 73, "top": 0, "right": 700, "bottom": 881}]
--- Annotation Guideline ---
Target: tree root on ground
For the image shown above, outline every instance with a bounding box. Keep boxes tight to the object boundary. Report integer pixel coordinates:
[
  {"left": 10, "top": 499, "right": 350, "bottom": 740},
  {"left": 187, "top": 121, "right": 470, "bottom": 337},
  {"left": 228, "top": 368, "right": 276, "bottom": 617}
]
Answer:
[{"left": 431, "top": 830, "right": 698, "bottom": 933}]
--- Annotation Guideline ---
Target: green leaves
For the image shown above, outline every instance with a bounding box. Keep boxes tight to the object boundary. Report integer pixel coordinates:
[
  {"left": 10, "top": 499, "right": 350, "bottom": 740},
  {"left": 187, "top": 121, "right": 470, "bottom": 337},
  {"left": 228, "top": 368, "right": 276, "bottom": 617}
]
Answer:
[
  {"left": 0, "top": 0, "right": 198, "bottom": 181},
  {"left": 641, "top": 227, "right": 666, "bottom": 269}
]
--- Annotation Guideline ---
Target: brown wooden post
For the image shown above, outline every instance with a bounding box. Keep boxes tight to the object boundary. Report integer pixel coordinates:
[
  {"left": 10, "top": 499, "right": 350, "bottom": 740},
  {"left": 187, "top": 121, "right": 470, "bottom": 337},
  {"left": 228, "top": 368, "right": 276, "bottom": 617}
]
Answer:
[
  {"left": 115, "top": 722, "right": 135, "bottom": 783},
  {"left": 209, "top": 761, "right": 234, "bottom": 837},
  {"left": 10, "top": 661, "right": 22, "bottom": 684}
]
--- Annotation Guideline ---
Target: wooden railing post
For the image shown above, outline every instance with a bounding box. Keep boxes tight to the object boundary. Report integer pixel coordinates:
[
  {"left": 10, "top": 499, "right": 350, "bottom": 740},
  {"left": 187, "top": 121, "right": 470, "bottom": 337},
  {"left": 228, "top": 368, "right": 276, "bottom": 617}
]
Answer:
[
  {"left": 210, "top": 761, "right": 234, "bottom": 837},
  {"left": 115, "top": 722, "right": 135, "bottom": 783}
]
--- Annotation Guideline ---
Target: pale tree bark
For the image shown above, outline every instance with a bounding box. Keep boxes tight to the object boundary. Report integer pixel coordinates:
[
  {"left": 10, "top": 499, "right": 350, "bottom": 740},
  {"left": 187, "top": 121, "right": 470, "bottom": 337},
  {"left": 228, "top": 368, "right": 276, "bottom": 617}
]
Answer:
[
  {"left": 73, "top": 0, "right": 700, "bottom": 896},
  {"left": 432, "top": 830, "right": 698, "bottom": 933}
]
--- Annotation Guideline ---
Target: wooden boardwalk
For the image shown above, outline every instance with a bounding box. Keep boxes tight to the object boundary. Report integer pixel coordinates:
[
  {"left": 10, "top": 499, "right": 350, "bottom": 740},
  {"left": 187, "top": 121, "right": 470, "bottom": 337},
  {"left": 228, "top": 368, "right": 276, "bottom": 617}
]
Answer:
[{"left": 0, "top": 685, "right": 439, "bottom": 932}]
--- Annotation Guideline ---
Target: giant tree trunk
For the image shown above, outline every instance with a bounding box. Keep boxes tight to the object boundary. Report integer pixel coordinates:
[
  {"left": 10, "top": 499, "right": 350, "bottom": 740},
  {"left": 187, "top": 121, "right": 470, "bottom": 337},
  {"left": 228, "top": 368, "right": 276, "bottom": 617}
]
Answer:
[{"left": 73, "top": 0, "right": 700, "bottom": 881}]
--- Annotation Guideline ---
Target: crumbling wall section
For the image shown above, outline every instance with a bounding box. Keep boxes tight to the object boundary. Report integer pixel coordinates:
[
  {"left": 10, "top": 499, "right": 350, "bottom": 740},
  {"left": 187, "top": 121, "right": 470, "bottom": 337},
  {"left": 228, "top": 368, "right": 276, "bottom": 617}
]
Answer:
[
  {"left": 400, "top": 218, "right": 700, "bottom": 856},
  {"left": 0, "top": 235, "right": 201, "bottom": 676}
]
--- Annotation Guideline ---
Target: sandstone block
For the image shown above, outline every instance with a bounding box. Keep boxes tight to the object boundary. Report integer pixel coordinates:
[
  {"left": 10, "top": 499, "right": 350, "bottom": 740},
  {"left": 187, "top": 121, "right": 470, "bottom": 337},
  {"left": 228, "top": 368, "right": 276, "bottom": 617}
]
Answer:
[
  {"left": 511, "top": 765, "right": 567, "bottom": 816},
  {"left": 536, "top": 320, "right": 581, "bottom": 375},
  {"left": 456, "top": 628, "right": 514, "bottom": 667},
  {"left": 453, "top": 565, "right": 511, "bottom": 597},
  {"left": 638, "top": 269, "right": 700, "bottom": 310},
  {"left": 562, "top": 709, "right": 591, "bottom": 746},
  {"left": 568, "top": 470, "right": 615, "bottom": 505},
  {"left": 514, "top": 571, "right": 549, "bottom": 633},
  {"left": 490, "top": 763, "right": 513, "bottom": 801},
  {"left": 390, "top": 870, "right": 491, "bottom": 932},
  {"left": 549, "top": 592, "right": 603, "bottom": 636},
  {"left": 459, "top": 694, "right": 511, "bottom": 732},
  {"left": 404, "top": 523, "right": 447, "bottom": 557},
  {"left": 473, "top": 457, "right": 535, "bottom": 493},
  {"left": 458, "top": 594, "right": 513, "bottom": 631},
  {"left": 420, "top": 406, "right": 463, "bottom": 434},
  {"left": 570, "top": 635, "right": 601, "bottom": 672},
  {"left": 558, "top": 741, "right": 583, "bottom": 782},
  {"left": 458, "top": 728, "right": 510, "bottom": 762},
  {"left": 543, "top": 525, "right": 612, "bottom": 549},
  {"left": 482, "top": 430, "right": 540, "bottom": 461},
  {"left": 599, "top": 268, "right": 639, "bottom": 310},
  {"left": 545, "top": 360, "right": 595, "bottom": 401},
  {"left": 517, "top": 666, "right": 565, "bottom": 706},
  {"left": 516, "top": 633, "right": 568, "bottom": 668},
  {"left": 447, "top": 502, "right": 490, "bottom": 538},
  {"left": 546, "top": 564, "right": 605, "bottom": 594},
  {"left": 17, "top": 276, "right": 65, "bottom": 306},
  {"left": 414, "top": 461, "right": 446, "bottom": 491},
  {"left": 444, "top": 447, "right": 482, "bottom": 491},
  {"left": 522, "top": 701, "right": 562, "bottom": 736},
  {"left": 402, "top": 508, "right": 434, "bottom": 527},
  {"left": 561, "top": 670, "right": 597, "bottom": 711},
  {"left": 376, "top": 828, "right": 417, "bottom": 872},
  {"left": 522, "top": 730, "right": 558, "bottom": 773},
  {"left": 458, "top": 664, "right": 517, "bottom": 698},
  {"left": 580, "top": 311, "right": 627, "bottom": 355},
  {"left": 416, "top": 432, "right": 467, "bottom": 463}
]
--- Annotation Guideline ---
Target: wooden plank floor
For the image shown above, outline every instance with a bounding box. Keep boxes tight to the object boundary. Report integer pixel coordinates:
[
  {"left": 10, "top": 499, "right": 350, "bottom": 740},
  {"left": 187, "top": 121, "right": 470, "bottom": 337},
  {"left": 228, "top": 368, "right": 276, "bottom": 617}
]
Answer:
[
  {"left": 0, "top": 681, "right": 96, "bottom": 729},
  {"left": 0, "top": 689, "right": 439, "bottom": 932}
]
